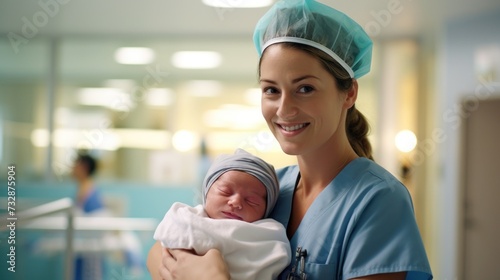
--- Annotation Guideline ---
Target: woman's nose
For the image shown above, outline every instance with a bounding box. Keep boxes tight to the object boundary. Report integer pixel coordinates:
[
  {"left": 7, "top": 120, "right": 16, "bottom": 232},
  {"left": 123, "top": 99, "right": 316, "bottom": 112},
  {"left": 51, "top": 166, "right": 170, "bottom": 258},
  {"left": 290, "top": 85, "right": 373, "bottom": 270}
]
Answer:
[{"left": 276, "top": 93, "right": 298, "bottom": 119}]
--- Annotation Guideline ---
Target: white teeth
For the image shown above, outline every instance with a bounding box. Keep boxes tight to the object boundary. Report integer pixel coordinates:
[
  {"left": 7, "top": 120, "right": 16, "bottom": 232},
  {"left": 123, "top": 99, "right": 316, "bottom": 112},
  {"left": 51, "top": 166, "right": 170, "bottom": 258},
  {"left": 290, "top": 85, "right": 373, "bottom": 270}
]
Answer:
[{"left": 282, "top": 124, "right": 305, "bottom": 132}]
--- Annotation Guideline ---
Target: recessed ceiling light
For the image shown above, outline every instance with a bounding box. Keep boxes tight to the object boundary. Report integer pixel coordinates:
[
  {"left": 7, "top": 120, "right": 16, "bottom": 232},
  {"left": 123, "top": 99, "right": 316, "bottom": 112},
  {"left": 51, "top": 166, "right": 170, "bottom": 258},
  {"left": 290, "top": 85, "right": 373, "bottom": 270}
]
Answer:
[
  {"left": 104, "top": 79, "right": 136, "bottom": 89},
  {"left": 114, "top": 47, "right": 155, "bottom": 65},
  {"left": 202, "top": 0, "right": 273, "bottom": 8},
  {"left": 77, "top": 87, "right": 133, "bottom": 110},
  {"left": 146, "top": 88, "right": 175, "bottom": 106},
  {"left": 171, "top": 51, "right": 221, "bottom": 69},
  {"left": 185, "top": 80, "right": 222, "bottom": 97},
  {"left": 172, "top": 130, "right": 198, "bottom": 152},
  {"left": 203, "top": 104, "right": 263, "bottom": 130}
]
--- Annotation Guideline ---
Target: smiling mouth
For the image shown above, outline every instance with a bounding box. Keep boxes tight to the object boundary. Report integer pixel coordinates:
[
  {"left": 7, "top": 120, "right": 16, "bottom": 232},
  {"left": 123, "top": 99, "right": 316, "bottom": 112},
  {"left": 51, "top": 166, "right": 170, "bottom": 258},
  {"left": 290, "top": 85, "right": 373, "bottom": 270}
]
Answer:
[{"left": 278, "top": 123, "right": 309, "bottom": 132}]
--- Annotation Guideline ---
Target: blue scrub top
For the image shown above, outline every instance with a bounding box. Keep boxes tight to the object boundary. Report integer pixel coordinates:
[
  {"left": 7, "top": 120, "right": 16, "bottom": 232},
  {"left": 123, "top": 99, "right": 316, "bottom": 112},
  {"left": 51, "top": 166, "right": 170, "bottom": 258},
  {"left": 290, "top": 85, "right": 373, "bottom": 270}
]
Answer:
[
  {"left": 75, "top": 188, "right": 105, "bottom": 280},
  {"left": 270, "top": 157, "right": 432, "bottom": 280},
  {"left": 81, "top": 188, "right": 104, "bottom": 213}
]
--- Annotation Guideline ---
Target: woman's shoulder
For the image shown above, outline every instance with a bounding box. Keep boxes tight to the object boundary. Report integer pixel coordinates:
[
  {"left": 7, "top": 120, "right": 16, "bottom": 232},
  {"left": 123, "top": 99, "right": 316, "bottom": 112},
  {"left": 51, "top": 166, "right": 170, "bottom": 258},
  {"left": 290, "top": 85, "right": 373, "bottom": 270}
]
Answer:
[
  {"left": 345, "top": 157, "right": 401, "bottom": 181},
  {"left": 339, "top": 157, "right": 409, "bottom": 199}
]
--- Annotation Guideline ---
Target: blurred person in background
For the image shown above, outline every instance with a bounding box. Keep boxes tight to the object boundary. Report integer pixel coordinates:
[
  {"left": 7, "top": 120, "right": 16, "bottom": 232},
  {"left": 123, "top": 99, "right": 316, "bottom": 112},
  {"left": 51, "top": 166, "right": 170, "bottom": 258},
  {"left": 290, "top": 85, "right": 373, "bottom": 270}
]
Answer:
[
  {"left": 72, "top": 152, "right": 105, "bottom": 215},
  {"left": 71, "top": 151, "right": 106, "bottom": 280}
]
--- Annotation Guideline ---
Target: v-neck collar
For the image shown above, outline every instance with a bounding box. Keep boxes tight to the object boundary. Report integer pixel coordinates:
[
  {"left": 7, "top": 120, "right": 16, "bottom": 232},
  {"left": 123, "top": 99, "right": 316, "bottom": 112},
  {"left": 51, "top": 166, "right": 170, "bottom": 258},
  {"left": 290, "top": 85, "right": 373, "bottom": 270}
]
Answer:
[{"left": 286, "top": 157, "right": 364, "bottom": 243}]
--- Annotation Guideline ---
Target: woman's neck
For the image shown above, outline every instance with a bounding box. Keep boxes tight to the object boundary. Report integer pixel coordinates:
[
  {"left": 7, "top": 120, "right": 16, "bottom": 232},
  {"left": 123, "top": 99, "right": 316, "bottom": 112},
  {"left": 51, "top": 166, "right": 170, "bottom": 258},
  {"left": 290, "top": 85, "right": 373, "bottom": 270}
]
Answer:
[
  {"left": 296, "top": 139, "right": 358, "bottom": 195},
  {"left": 77, "top": 178, "right": 94, "bottom": 202}
]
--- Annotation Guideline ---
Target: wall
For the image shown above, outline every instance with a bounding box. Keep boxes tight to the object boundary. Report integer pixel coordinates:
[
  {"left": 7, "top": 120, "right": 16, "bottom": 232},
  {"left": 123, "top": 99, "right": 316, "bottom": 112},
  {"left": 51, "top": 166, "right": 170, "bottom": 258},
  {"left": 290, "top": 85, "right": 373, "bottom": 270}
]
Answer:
[{"left": 438, "top": 8, "right": 500, "bottom": 279}]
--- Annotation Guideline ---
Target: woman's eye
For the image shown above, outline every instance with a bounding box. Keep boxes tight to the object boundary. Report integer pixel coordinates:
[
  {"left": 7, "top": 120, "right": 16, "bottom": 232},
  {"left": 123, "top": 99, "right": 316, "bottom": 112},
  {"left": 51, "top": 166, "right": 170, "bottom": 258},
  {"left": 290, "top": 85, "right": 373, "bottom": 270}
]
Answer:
[
  {"left": 298, "top": 85, "right": 314, "bottom": 93},
  {"left": 263, "top": 87, "right": 278, "bottom": 95}
]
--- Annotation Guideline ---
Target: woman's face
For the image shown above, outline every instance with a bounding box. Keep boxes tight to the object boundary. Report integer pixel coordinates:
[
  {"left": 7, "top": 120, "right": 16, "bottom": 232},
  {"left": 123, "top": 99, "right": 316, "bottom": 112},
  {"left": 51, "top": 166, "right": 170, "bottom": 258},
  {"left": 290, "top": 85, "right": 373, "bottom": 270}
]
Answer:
[
  {"left": 72, "top": 160, "right": 87, "bottom": 181},
  {"left": 205, "top": 170, "right": 267, "bottom": 223},
  {"left": 259, "top": 44, "right": 354, "bottom": 156}
]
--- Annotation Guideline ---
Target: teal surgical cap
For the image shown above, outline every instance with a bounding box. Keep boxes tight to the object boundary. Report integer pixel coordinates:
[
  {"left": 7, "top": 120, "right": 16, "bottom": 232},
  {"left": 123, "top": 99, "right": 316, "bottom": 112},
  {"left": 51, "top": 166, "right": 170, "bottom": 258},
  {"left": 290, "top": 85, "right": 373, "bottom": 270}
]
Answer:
[{"left": 253, "top": 0, "right": 373, "bottom": 79}]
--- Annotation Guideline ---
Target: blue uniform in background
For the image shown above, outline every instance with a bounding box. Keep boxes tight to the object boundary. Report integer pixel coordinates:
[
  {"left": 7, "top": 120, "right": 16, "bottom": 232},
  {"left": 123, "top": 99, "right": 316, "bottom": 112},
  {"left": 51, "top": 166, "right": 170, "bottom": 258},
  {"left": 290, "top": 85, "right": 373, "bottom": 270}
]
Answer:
[
  {"left": 271, "top": 157, "right": 432, "bottom": 280},
  {"left": 80, "top": 188, "right": 104, "bottom": 213},
  {"left": 75, "top": 188, "right": 105, "bottom": 280}
]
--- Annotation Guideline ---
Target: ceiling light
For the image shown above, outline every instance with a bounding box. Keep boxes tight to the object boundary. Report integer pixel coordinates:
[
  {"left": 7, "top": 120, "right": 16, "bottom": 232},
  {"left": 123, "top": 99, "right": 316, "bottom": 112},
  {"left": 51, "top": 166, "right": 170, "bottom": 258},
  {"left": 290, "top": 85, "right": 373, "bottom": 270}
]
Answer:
[
  {"left": 172, "top": 130, "right": 198, "bottom": 152},
  {"left": 202, "top": 0, "right": 273, "bottom": 8},
  {"left": 203, "top": 104, "right": 264, "bottom": 130},
  {"left": 113, "top": 129, "right": 170, "bottom": 150},
  {"left": 31, "top": 128, "right": 120, "bottom": 150},
  {"left": 114, "top": 47, "right": 155, "bottom": 65},
  {"left": 31, "top": 129, "right": 50, "bottom": 147},
  {"left": 104, "top": 79, "right": 136, "bottom": 89},
  {"left": 77, "top": 87, "right": 133, "bottom": 110},
  {"left": 185, "top": 80, "right": 222, "bottom": 97},
  {"left": 30, "top": 128, "right": 170, "bottom": 150},
  {"left": 171, "top": 51, "right": 221, "bottom": 69},
  {"left": 146, "top": 88, "right": 175, "bottom": 106}
]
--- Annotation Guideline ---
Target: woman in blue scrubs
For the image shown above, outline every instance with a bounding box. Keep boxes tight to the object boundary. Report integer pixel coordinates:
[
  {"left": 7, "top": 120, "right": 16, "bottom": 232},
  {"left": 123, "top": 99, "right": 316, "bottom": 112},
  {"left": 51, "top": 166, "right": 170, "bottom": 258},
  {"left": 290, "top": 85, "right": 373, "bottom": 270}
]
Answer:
[
  {"left": 148, "top": 0, "right": 433, "bottom": 279},
  {"left": 72, "top": 153, "right": 105, "bottom": 280}
]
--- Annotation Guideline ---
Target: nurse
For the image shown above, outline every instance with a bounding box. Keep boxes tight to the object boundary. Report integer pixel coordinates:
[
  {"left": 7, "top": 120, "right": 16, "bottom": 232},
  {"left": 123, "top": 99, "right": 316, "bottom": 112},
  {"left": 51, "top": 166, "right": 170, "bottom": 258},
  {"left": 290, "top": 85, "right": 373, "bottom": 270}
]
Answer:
[{"left": 147, "top": 0, "right": 433, "bottom": 279}]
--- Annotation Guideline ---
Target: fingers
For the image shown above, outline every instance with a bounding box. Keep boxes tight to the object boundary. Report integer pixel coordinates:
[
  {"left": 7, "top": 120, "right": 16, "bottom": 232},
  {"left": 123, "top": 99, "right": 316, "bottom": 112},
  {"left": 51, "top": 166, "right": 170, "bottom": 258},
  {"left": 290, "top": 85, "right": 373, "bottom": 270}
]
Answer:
[
  {"left": 167, "top": 248, "right": 193, "bottom": 261},
  {"left": 159, "top": 263, "right": 170, "bottom": 280},
  {"left": 163, "top": 247, "right": 174, "bottom": 261},
  {"left": 160, "top": 248, "right": 173, "bottom": 280}
]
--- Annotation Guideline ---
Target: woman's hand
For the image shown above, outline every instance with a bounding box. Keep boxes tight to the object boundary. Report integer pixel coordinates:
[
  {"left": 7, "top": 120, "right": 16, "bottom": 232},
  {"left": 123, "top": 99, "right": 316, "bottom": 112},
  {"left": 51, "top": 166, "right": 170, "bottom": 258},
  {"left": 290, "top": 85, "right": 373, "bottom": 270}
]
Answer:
[
  {"left": 147, "top": 241, "right": 230, "bottom": 280},
  {"left": 147, "top": 241, "right": 164, "bottom": 280},
  {"left": 163, "top": 248, "right": 230, "bottom": 280}
]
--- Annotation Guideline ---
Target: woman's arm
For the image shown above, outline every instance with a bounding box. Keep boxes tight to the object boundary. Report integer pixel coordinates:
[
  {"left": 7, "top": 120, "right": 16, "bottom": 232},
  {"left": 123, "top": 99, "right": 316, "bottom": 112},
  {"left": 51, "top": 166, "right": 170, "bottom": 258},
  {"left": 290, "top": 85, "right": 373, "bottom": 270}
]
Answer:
[{"left": 146, "top": 241, "right": 230, "bottom": 280}]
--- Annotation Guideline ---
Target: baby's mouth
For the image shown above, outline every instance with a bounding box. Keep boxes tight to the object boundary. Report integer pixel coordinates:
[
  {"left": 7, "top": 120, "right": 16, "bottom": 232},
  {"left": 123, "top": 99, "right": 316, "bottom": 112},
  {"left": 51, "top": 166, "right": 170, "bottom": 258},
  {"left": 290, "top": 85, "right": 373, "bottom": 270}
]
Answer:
[{"left": 222, "top": 211, "right": 243, "bottom": 220}]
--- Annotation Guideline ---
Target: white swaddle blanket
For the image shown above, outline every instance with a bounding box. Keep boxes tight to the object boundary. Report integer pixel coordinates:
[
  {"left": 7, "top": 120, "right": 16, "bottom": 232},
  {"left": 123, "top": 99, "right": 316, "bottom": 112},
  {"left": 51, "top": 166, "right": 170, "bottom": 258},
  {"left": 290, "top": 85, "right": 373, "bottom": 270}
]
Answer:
[{"left": 154, "top": 202, "right": 291, "bottom": 280}]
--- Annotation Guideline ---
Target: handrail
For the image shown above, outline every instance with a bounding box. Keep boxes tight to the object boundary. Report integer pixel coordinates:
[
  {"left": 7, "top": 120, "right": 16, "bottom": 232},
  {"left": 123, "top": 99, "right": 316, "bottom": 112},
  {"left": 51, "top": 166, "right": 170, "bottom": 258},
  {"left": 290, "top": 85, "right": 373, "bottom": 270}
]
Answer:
[
  {"left": 0, "top": 198, "right": 75, "bottom": 280},
  {"left": 0, "top": 197, "right": 73, "bottom": 228},
  {"left": 18, "top": 197, "right": 73, "bottom": 225}
]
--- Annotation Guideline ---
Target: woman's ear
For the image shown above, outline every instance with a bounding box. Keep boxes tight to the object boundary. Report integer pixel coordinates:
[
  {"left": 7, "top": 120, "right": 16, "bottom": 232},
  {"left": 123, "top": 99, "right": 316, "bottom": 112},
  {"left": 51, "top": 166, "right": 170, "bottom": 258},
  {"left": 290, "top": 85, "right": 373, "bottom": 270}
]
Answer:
[{"left": 343, "top": 79, "right": 358, "bottom": 109}]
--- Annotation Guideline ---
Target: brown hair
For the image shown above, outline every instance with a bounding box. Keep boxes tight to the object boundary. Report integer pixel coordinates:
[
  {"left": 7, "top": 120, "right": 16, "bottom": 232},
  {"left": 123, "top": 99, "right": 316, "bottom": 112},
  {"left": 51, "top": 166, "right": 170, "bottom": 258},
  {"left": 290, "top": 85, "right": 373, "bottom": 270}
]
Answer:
[
  {"left": 258, "top": 43, "right": 374, "bottom": 160},
  {"left": 75, "top": 152, "right": 98, "bottom": 176}
]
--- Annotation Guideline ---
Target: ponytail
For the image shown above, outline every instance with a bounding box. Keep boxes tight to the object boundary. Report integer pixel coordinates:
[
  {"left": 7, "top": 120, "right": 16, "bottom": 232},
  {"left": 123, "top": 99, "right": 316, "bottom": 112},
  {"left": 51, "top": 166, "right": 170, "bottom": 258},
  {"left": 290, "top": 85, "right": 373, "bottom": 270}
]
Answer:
[{"left": 346, "top": 105, "right": 373, "bottom": 160}]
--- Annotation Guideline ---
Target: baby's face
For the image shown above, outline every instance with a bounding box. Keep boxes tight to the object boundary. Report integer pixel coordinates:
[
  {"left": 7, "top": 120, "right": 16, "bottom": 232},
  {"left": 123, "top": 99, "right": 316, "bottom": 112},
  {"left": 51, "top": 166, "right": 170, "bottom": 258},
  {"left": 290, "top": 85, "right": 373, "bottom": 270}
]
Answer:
[{"left": 205, "top": 170, "right": 267, "bottom": 223}]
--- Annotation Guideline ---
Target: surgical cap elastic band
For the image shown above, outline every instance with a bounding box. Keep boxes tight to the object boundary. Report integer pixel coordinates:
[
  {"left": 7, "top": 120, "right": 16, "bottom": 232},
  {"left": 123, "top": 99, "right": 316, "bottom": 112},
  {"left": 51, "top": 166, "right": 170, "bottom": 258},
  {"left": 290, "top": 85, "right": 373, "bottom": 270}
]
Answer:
[{"left": 262, "top": 36, "right": 355, "bottom": 78}]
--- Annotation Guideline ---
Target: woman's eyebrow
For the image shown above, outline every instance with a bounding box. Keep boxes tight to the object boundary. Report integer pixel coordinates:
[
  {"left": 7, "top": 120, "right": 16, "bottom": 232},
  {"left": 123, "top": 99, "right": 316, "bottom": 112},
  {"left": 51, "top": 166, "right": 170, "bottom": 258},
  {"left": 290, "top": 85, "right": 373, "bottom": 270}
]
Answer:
[
  {"left": 259, "top": 78, "right": 276, "bottom": 84},
  {"left": 260, "top": 75, "right": 319, "bottom": 84},
  {"left": 292, "top": 75, "right": 320, "bottom": 83}
]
